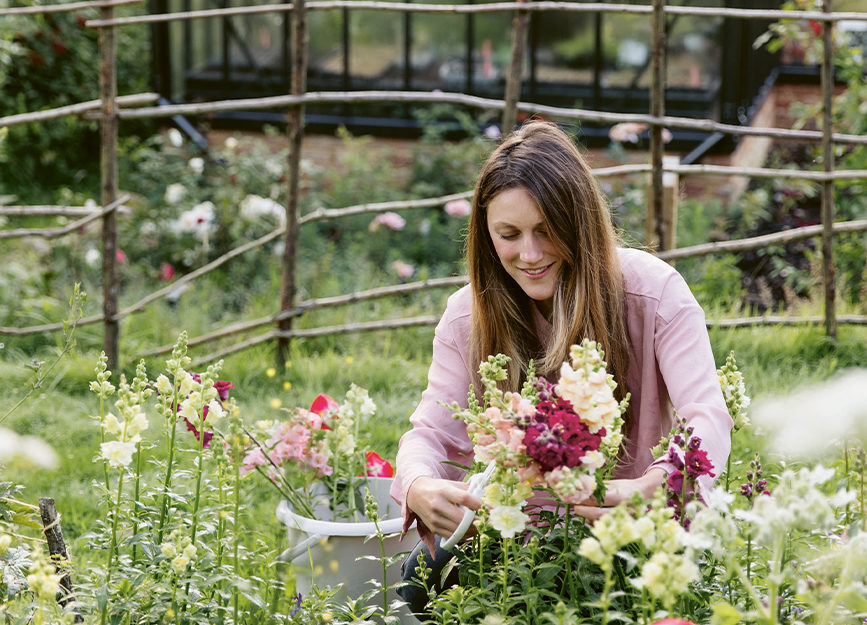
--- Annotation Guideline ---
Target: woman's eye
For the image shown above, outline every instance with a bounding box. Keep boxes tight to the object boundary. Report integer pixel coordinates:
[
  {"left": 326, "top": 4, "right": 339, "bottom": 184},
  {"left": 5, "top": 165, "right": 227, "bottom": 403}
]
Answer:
[{"left": 500, "top": 233, "right": 518, "bottom": 240}]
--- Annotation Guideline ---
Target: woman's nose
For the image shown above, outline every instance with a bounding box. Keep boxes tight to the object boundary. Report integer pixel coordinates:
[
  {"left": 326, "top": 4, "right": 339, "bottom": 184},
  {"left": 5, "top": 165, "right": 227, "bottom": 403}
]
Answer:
[{"left": 519, "top": 236, "right": 543, "bottom": 263}]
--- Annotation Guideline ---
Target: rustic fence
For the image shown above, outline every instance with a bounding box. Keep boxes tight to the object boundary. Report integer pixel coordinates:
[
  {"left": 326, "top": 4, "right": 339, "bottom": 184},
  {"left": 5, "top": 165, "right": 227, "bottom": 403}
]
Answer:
[{"left": 2, "top": 0, "right": 867, "bottom": 370}]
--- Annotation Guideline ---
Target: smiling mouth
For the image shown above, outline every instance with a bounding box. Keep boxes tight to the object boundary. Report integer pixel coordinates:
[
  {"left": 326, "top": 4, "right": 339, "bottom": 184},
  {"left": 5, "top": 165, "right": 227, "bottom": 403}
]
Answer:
[{"left": 520, "top": 264, "right": 553, "bottom": 277}]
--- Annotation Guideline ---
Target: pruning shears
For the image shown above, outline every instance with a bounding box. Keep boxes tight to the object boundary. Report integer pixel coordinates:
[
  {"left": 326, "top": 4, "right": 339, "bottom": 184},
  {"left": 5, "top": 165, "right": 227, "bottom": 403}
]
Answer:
[{"left": 440, "top": 460, "right": 496, "bottom": 551}]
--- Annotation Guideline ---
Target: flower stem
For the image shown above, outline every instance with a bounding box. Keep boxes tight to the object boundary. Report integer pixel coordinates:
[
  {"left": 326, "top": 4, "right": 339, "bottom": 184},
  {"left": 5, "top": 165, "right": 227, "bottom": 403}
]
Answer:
[
  {"left": 766, "top": 536, "right": 783, "bottom": 625},
  {"left": 599, "top": 566, "right": 614, "bottom": 625},
  {"left": 156, "top": 385, "right": 181, "bottom": 544},
  {"left": 500, "top": 538, "right": 510, "bottom": 615},
  {"left": 100, "top": 469, "right": 125, "bottom": 625},
  {"left": 725, "top": 448, "right": 732, "bottom": 493},
  {"left": 131, "top": 441, "right": 143, "bottom": 565},
  {"left": 189, "top": 420, "right": 207, "bottom": 545},
  {"left": 372, "top": 511, "right": 388, "bottom": 617},
  {"left": 100, "top": 396, "right": 109, "bottom": 491},
  {"left": 233, "top": 449, "right": 242, "bottom": 624}
]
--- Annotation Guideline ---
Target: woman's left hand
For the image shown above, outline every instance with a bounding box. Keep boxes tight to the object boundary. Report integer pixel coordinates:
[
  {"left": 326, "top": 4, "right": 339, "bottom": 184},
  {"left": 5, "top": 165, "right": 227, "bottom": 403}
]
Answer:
[{"left": 570, "top": 467, "right": 667, "bottom": 521}]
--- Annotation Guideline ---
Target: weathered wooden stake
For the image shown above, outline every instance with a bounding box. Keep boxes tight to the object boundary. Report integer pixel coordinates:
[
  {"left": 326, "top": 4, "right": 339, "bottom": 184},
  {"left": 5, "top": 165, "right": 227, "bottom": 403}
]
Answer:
[
  {"left": 38, "top": 498, "right": 84, "bottom": 622},
  {"left": 99, "top": 2, "right": 120, "bottom": 370},
  {"left": 277, "top": 0, "right": 307, "bottom": 369},
  {"left": 649, "top": 0, "right": 667, "bottom": 250},
  {"left": 645, "top": 155, "right": 679, "bottom": 254},
  {"left": 821, "top": 0, "right": 837, "bottom": 340},
  {"left": 501, "top": 0, "right": 529, "bottom": 133}
]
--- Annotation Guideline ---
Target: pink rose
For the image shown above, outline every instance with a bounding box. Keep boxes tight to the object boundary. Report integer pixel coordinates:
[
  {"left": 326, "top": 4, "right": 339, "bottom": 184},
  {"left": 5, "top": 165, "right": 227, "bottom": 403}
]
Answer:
[
  {"left": 444, "top": 199, "right": 471, "bottom": 218},
  {"left": 368, "top": 211, "right": 406, "bottom": 232},
  {"left": 391, "top": 260, "right": 415, "bottom": 280}
]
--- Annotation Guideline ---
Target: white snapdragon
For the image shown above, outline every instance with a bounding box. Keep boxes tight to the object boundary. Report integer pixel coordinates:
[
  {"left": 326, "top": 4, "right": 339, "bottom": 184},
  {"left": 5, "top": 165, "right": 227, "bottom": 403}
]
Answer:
[
  {"left": 127, "top": 412, "right": 149, "bottom": 440},
  {"left": 89, "top": 352, "right": 115, "bottom": 399},
  {"left": 344, "top": 384, "right": 377, "bottom": 420},
  {"left": 102, "top": 413, "right": 123, "bottom": 436},
  {"left": 717, "top": 351, "right": 751, "bottom": 431},
  {"left": 334, "top": 425, "right": 356, "bottom": 456},
  {"left": 634, "top": 552, "right": 700, "bottom": 604},
  {"left": 180, "top": 396, "right": 202, "bottom": 423},
  {"left": 179, "top": 371, "right": 197, "bottom": 396},
  {"left": 488, "top": 504, "right": 530, "bottom": 539},
  {"left": 25, "top": 549, "right": 63, "bottom": 598},
  {"left": 207, "top": 399, "right": 225, "bottom": 420},
  {"left": 156, "top": 374, "right": 174, "bottom": 396},
  {"left": 171, "top": 555, "right": 190, "bottom": 573},
  {"left": 100, "top": 440, "right": 136, "bottom": 468},
  {"left": 578, "top": 537, "right": 606, "bottom": 566},
  {"left": 557, "top": 340, "right": 625, "bottom": 437}
]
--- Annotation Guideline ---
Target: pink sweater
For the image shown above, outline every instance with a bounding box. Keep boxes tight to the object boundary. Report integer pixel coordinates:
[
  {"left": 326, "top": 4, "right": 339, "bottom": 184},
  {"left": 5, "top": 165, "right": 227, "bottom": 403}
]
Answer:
[{"left": 391, "top": 247, "right": 733, "bottom": 539}]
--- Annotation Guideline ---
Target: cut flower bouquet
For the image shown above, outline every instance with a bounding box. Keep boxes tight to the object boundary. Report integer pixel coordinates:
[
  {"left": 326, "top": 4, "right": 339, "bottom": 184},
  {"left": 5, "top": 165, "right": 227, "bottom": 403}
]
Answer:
[
  {"left": 449, "top": 338, "right": 629, "bottom": 539},
  {"left": 242, "top": 384, "right": 395, "bottom": 521}
]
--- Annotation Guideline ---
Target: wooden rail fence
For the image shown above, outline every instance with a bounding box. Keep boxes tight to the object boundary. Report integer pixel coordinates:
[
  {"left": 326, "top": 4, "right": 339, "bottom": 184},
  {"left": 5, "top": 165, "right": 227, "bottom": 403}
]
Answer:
[{"left": 2, "top": 0, "right": 867, "bottom": 368}]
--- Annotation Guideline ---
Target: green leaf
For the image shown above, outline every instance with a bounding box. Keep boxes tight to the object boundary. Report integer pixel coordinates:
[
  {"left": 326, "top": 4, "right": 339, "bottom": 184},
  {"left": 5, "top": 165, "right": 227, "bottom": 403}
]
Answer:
[{"left": 710, "top": 600, "right": 742, "bottom": 625}]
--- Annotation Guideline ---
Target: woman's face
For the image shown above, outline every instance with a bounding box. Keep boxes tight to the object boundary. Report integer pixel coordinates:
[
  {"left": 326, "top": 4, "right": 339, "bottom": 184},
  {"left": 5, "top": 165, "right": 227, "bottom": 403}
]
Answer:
[{"left": 486, "top": 187, "right": 563, "bottom": 315}]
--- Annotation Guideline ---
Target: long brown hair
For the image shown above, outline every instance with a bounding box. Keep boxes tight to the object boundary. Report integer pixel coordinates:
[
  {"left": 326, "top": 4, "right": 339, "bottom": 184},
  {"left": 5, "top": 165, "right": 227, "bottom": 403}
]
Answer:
[{"left": 467, "top": 120, "right": 631, "bottom": 405}]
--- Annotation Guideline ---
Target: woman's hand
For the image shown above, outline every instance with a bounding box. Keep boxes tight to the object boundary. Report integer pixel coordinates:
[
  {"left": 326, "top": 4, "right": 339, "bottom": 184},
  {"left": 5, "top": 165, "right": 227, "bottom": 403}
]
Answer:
[
  {"left": 406, "top": 476, "right": 482, "bottom": 538},
  {"left": 571, "top": 468, "right": 668, "bottom": 521}
]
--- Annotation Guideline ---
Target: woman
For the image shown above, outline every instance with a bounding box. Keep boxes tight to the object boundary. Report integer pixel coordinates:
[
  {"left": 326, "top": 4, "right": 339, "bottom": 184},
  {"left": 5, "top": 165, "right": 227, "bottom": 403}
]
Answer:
[{"left": 390, "top": 120, "right": 732, "bottom": 613}]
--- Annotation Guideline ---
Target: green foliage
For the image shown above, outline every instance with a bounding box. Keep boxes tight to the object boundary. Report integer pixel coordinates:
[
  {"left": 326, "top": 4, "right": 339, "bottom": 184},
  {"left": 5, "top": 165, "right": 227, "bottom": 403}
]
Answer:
[
  {"left": 0, "top": 1, "right": 151, "bottom": 202},
  {"left": 750, "top": 0, "right": 867, "bottom": 309}
]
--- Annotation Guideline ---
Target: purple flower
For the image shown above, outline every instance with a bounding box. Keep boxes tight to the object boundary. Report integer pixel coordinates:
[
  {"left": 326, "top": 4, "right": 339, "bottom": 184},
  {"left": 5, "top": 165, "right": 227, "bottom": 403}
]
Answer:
[
  {"left": 684, "top": 447, "right": 715, "bottom": 479},
  {"left": 290, "top": 592, "right": 302, "bottom": 617},
  {"left": 667, "top": 470, "right": 684, "bottom": 493}
]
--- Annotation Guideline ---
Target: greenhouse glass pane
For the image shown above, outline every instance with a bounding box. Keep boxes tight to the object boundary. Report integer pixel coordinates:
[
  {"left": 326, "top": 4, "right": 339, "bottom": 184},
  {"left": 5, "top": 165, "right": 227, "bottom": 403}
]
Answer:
[
  {"left": 348, "top": 7, "right": 404, "bottom": 89},
  {"left": 309, "top": 9, "right": 344, "bottom": 81},
  {"left": 472, "top": 10, "right": 522, "bottom": 92},
  {"left": 409, "top": 1, "right": 467, "bottom": 91},
  {"left": 219, "top": 0, "right": 285, "bottom": 71},
  {"left": 533, "top": 8, "right": 596, "bottom": 87},
  {"left": 666, "top": 0, "right": 723, "bottom": 89},
  {"left": 600, "top": 12, "right": 650, "bottom": 89}
]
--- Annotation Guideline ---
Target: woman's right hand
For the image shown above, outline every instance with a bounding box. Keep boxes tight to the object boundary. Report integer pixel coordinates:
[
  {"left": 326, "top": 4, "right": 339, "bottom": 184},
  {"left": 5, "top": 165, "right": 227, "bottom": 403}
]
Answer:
[{"left": 405, "top": 476, "right": 482, "bottom": 538}]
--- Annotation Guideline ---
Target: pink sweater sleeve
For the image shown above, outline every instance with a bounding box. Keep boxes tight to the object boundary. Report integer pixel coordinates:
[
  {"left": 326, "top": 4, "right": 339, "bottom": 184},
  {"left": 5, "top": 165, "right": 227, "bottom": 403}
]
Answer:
[
  {"left": 647, "top": 271, "right": 733, "bottom": 495},
  {"left": 389, "top": 287, "right": 476, "bottom": 543}
]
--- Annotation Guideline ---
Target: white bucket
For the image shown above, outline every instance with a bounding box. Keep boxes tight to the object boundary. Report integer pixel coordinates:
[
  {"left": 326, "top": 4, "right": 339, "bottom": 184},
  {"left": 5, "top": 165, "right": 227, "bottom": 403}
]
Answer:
[{"left": 275, "top": 477, "right": 418, "bottom": 609}]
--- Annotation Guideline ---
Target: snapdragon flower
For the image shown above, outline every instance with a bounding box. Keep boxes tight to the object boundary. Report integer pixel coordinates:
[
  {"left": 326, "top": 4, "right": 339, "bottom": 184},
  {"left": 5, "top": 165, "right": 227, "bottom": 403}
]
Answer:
[
  {"left": 100, "top": 440, "right": 136, "bottom": 468},
  {"left": 717, "top": 351, "right": 751, "bottom": 431},
  {"left": 634, "top": 552, "right": 700, "bottom": 605},
  {"left": 488, "top": 504, "right": 530, "bottom": 539}
]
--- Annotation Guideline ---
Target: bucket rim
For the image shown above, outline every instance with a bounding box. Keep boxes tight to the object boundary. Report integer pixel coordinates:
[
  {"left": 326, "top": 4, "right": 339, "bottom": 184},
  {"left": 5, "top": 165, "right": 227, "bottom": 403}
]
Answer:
[{"left": 274, "top": 476, "right": 412, "bottom": 537}]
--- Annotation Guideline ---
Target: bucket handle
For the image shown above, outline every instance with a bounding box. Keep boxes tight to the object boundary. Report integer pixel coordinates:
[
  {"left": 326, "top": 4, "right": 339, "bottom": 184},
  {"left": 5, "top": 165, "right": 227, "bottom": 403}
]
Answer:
[{"left": 277, "top": 532, "right": 326, "bottom": 563}]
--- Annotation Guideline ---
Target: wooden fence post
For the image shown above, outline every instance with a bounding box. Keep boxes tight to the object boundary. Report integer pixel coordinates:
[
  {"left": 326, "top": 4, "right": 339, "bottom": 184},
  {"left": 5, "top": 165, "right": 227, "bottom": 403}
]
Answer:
[
  {"left": 821, "top": 0, "right": 837, "bottom": 340},
  {"left": 648, "top": 0, "right": 667, "bottom": 251},
  {"left": 501, "top": 0, "right": 529, "bottom": 133},
  {"left": 277, "top": 0, "right": 307, "bottom": 368},
  {"left": 39, "top": 497, "right": 84, "bottom": 622},
  {"left": 99, "top": 2, "right": 120, "bottom": 370},
  {"left": 645, "top": 155, "right": 679, "bottom": 252}
]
